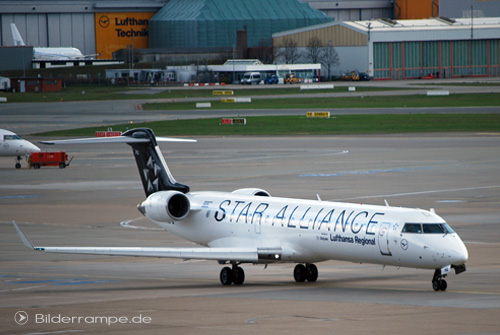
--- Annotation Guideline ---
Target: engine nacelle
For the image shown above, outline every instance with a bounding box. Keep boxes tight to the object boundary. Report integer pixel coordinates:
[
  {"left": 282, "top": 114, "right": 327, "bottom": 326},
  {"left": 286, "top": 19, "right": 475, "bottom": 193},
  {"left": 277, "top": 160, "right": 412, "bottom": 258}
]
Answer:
[
  {"left": 232, "top": 188, "right": 271, "bottom": 197},
  {"left": 138, "top": 190, "right": 190, "bottom": 222}
]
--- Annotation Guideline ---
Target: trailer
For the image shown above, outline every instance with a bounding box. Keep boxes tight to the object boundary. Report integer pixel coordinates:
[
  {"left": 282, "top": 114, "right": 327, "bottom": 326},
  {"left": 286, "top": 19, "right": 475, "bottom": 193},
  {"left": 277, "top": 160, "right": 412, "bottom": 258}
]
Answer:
[{"left": 29, "top": 151, "right": 73, "bottom": 169}]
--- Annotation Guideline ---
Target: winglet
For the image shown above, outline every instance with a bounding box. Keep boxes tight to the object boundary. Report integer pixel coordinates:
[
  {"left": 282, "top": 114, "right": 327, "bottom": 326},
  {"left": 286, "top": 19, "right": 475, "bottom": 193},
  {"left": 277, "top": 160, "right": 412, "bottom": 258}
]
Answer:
[{"left": 12, "top": 221, "right": 38, "bottom": 250}]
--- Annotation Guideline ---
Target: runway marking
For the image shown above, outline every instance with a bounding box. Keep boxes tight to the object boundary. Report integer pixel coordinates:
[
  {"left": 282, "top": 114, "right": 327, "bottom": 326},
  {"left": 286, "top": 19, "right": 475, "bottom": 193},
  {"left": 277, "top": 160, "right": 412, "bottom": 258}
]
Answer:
[
  {"left": 26, "top": 331, "right": 83, "bottom": 335},
  {"left": 120, "top": 218, "right": 164, "bottom": 231},
  {"left": 0, "top": 195, "right": 41, "bottom": 199},
  {"left": 300, "top": 166, "right": 430, "bottom": 177},
  {"left": 4, "top": 277, "right": 122, "bottom": 286},
  {"left": 11, "top": 285, "right": 44, "bottom": 291},
  {"left": 333, "top": 185, "right": 500, "bottom": 201}
]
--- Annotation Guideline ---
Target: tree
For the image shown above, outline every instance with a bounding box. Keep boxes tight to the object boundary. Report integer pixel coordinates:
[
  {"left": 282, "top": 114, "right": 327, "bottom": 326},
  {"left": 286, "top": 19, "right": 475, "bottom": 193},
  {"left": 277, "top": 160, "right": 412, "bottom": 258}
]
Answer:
[
  {"left": 305, "top": 36, "right": 324, "bottom": 64},
  {"left": 321, "top": 43, "right": 340, "bottom": 80},
  {"left": 276, "top": 37, "right": 303, "bottom": 64}
]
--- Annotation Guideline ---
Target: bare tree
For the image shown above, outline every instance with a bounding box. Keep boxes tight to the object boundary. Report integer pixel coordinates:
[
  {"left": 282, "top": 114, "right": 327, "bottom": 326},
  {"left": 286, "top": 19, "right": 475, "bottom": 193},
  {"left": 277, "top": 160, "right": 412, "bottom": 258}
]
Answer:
[
  {"left": 305, "top": 36, "right": 324, "bottom": 64},
  {"left": 276, "top": 37, "right": 302, "bottom": 64},
  {"left": 321, "top": 43, "right": 340, "bottom": 80}
]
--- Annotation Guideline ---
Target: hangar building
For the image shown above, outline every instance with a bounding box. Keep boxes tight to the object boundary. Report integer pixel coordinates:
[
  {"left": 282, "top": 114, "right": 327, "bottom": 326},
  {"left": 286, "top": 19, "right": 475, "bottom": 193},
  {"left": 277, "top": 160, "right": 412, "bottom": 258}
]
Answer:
[
  {"left": 0, "top": 0, "right": 166, "bottom": 60},
  {"left": 273, "top": 17, "right": 500, "bottom": 79},
  {"left": 149, "top": 0, "right": 332, "bottom": 50},
  {"left": 1, "top": 0, "right": 395, "bottom": 64}
]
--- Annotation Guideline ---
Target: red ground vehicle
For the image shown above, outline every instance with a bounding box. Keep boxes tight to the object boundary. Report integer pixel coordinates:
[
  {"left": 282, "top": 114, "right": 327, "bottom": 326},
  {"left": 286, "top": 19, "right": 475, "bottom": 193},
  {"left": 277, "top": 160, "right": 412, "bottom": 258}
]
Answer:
[{"left": 29, "top": 151, "right": 73, "bottom": 169}]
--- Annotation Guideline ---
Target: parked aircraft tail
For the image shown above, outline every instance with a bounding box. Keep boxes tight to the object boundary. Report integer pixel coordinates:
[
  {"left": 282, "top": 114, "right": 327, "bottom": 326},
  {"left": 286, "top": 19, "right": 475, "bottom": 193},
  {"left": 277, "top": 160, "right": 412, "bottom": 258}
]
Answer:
[{"left": 10, "top": 23, "right": 25, "bottom": 46}]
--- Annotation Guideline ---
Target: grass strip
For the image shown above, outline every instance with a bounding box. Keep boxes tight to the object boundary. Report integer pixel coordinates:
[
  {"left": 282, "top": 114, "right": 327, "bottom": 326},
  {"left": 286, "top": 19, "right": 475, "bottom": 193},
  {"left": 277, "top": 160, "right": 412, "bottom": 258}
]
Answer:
[
  {"left": 36, "top": 114, "right": 500, "bottom": 137},
  {"left": 144, "top": 93, "right": 500, "bottom": 110}
]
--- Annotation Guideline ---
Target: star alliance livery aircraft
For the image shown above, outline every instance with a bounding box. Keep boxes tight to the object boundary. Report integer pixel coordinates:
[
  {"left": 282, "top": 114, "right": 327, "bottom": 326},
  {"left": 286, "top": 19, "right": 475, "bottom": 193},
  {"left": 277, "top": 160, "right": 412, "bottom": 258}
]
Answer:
[{"left": 13, "top": 128, "right": 468, "bottom": 291}]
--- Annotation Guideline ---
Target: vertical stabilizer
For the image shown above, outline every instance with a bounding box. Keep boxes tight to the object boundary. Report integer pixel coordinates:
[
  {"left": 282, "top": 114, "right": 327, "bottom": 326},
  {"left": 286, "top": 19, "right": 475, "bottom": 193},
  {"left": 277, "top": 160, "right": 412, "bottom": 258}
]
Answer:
[
  {"left": 122, "top": 128, "right": 190, "bottom": 196},
  {"left": 10, "top": 23, "right": 25, "bottom": 46}
]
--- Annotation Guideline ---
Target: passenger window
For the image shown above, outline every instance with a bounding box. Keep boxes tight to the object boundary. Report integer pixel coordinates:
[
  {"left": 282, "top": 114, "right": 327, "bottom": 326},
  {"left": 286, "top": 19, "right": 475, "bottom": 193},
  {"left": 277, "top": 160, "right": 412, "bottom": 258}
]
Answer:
[{"left": 402, "top": 223, "right": 422, "bottom": 233}]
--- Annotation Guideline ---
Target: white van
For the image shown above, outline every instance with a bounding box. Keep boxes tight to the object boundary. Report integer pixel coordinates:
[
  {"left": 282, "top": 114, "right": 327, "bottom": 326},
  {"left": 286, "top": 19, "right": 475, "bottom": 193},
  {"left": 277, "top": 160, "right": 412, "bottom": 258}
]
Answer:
[{"left": 240, "top": 72, "right": 261, "bottom": 85}]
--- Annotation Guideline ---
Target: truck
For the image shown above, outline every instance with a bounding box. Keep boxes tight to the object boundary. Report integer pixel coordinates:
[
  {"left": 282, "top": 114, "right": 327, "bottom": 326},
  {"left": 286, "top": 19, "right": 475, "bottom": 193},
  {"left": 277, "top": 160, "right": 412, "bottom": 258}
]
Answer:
[{"left": 29, "top": 151, "right": 72, "bottom": 169}]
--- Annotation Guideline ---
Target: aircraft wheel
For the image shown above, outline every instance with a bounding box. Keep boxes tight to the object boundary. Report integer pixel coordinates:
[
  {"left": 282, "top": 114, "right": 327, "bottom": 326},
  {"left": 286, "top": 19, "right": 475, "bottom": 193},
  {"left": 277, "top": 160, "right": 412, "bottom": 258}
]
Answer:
[
  {"left": 432, "top": 280, "right": 440, "bottom": 291},
  {"left": 439, "top": 279, "right": 447, "bottom": 291},
  {"left": 220, "top": 267, "right": 233, "bottom": 286},
  {"left": 15, "top": 163, "right": 21, "bottom": 169},
  {"left": 294, "top": 264, "right": 307, "bottom": 282},
  {"left": 306, "top": 264, "right": 318, "bottom": 282},
  {"left": 233, "top": 266, "right": 245, "bottom": 285}
]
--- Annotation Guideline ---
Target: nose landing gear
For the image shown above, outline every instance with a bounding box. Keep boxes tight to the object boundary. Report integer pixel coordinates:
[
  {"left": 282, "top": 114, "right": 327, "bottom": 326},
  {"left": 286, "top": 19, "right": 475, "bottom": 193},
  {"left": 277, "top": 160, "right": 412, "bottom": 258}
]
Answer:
[{"left": 432, "top": 268, "right": 448, "bottom": 291}]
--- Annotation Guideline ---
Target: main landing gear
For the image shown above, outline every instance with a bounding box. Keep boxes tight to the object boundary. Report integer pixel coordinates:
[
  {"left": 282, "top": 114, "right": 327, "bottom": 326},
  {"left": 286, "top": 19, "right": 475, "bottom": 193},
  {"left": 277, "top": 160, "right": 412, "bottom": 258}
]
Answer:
[
  {"left": 220, "top": 264, "right": 245, "bottom": 285},
  {"left": 432, "top": 268, "right": 448, "bottom": 291},
  {"left": 219, "top": 263, "right": 319, "bottom": 285},
  {"left": 293, "top": 264, "right": 318, "bottom": 283}
]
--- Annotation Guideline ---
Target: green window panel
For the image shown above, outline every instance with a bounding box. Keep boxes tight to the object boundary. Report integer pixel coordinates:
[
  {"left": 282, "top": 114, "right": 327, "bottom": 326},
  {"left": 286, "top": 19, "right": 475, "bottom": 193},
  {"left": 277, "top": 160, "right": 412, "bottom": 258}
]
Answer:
[
  {"left": 490, "top": 40, "right": 499, "bottom": 65},
  {"left": 422, "top": 41, "right": 439, "bottom": 68},
  {"left": 441, "top": 41, "right": 451, "bottom": 67},
  {"left": 392, "top": 42, "right": 402, "bottom": 69},
  {"left": 404, "top": 42, "right": 421, "bottom": 78},
  {"left": 374, "top": 43, "right": 390, "bottom": 70},
  {"left": 453, "top": 40, "right": 469, "bottom": 67},
  {"left": 471, "top": 40, "right": 487, "bottom": 66}
]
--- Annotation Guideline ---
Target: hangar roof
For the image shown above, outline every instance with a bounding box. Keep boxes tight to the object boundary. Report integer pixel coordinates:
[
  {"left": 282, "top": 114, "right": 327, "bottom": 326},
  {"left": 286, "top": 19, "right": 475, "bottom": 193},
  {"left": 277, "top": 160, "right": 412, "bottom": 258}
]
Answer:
[{"left": 274, "top": 17, "right": 500, "bottom": 43}]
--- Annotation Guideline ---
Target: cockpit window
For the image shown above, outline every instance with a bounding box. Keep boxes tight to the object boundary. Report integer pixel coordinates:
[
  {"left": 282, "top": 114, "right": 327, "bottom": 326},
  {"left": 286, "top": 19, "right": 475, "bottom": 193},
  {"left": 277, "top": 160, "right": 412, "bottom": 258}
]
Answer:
[
  {"left": 402, "top": 223, "right": 422, "bottom": 233},
  {"left": 403, "top": 223, "right": 455, "bottom": 234},
  {"left": 3, "top": 135, "right": 22, "bottom": 141},
  {"left": 423, "top": 223, "right": 455, "bottom": 234}
]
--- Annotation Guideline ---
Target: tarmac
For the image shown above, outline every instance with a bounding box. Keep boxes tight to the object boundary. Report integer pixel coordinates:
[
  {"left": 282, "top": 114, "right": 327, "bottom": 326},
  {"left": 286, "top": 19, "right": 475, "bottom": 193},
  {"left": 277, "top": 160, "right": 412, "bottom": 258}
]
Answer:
[
  {"left": 1, "top": 133, "right": 500, "bottom": 334},
  {"left": 1, "top": 79, "right": 500, "bottom": 334}
]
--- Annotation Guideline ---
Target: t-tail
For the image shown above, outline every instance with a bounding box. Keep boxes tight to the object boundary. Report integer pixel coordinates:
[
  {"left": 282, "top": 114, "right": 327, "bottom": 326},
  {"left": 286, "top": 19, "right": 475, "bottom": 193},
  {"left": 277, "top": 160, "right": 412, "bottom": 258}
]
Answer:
[
  {"left": 10, "top": 23, "right": 26, "bottom": 46},
  {"left": 122, "top": 128, "right": 190, "bottom": 196},
  {"left": 40, "top": 128, "right": 195, "bottom": 197}
]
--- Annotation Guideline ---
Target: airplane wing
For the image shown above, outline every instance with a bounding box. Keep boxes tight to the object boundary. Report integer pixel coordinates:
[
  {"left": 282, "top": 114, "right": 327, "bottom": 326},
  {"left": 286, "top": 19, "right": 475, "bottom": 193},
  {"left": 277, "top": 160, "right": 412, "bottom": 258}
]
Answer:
[{"left": 12, "top": 222, "right": 281, "bottom": 263}]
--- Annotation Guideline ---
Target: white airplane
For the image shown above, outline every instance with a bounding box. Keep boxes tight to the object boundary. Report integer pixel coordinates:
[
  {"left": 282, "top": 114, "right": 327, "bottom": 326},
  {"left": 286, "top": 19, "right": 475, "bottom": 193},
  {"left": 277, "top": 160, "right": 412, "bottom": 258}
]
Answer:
[
  {"left": 0, "top": 129, "right": 41, "bottom": 168},
  {"left": 13, "top": 128, "right": 468, "bottom": 291},
  {"left": 10, "top": 23, "right": 94, "bottom": 61}
]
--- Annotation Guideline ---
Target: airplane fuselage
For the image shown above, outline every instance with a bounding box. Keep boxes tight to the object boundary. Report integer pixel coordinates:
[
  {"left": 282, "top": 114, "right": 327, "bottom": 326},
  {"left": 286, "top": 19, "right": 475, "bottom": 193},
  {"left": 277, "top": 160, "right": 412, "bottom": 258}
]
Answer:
[
  {"left": 0, "top": 129, "right": 41, "bottom": 157},
  {"left": 143, "top": 190, "right": 468, "bottom": 271}
]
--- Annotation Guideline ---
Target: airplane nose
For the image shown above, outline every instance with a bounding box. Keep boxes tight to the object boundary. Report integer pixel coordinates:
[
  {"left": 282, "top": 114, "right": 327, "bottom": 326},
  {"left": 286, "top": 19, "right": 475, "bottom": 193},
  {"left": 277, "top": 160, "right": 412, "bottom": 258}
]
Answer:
[
  {"left": 31, "top": 143, "right": 41, "bottom": 152},
  {"left": 25, "top": 141, "right": 41, "bottom": 152},
  {"left": 450, "top": 239, "right": 469, "bottom": 265}
]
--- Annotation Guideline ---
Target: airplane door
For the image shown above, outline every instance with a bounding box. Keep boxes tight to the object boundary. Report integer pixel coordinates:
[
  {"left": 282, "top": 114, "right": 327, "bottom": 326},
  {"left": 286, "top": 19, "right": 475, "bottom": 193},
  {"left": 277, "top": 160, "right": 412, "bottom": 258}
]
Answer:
[
  {"left": 378, "top": 222, "right": 392, "bottom": 256},
  {"left": 254, "top": 217, "right": 261, "bottom": 234}
]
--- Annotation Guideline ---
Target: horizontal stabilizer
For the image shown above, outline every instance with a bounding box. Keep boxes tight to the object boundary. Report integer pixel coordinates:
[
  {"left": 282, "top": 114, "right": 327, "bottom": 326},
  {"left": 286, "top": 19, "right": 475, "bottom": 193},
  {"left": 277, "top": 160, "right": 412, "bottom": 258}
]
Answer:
[{"left": 40, "top": 136, "right": 196, "bottom": 145}]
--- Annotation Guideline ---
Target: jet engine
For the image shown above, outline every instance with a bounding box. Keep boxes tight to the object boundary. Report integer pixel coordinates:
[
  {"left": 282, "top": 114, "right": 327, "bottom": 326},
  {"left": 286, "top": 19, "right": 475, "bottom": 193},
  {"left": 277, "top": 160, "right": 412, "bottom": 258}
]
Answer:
[
  {"left": 138, "top": 190, "right": 190, "bottom": 222},
  {"left": 232, "top": 188, "right": 271, "bottom": 197}
]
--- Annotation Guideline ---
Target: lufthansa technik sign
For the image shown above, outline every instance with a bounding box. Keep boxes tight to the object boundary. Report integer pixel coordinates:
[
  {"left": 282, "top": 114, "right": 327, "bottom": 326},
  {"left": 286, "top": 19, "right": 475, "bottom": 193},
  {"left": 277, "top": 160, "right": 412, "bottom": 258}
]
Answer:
[{"left": 95, "top": 12, "right": 154, "bottom": 59}]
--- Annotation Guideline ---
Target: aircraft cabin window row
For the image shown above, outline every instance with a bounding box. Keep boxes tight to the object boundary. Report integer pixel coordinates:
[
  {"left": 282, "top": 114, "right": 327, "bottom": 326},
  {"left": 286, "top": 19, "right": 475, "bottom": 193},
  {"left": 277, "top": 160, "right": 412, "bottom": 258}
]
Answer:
[{"left": 402, "top": 223, "right": 455, "bottom": 234}]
